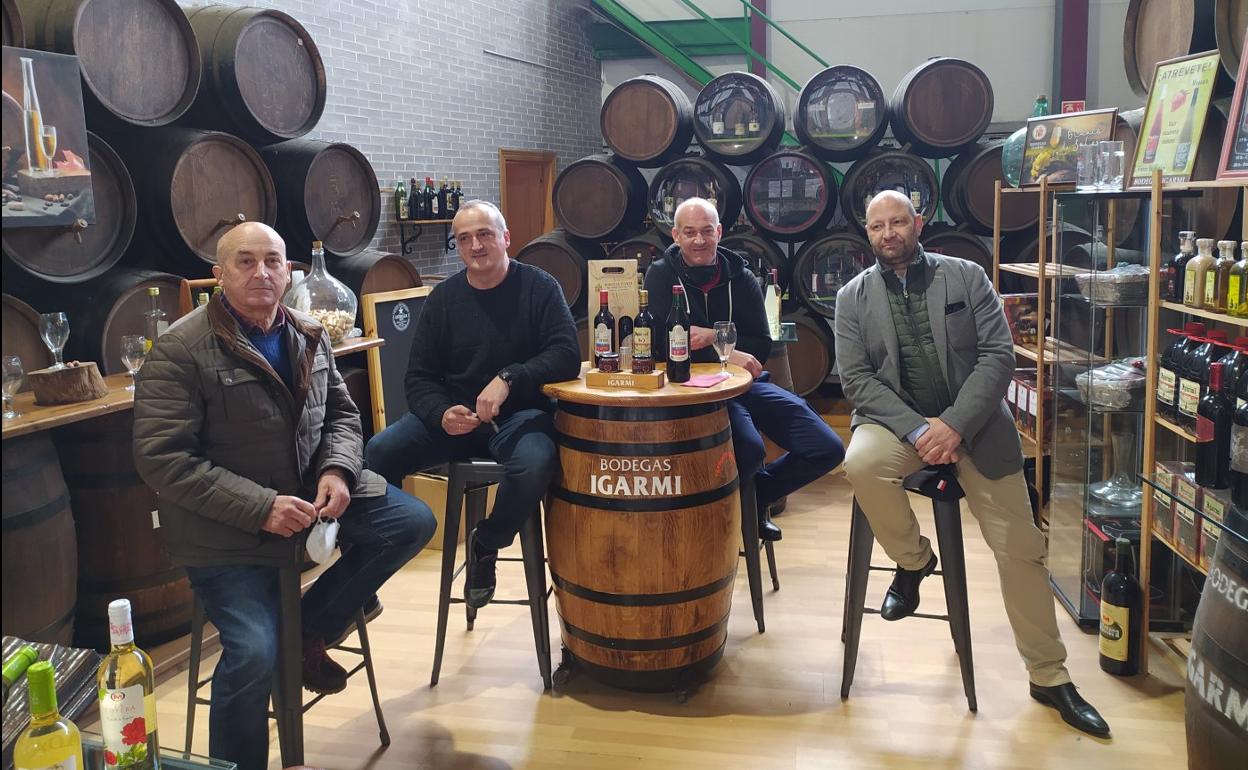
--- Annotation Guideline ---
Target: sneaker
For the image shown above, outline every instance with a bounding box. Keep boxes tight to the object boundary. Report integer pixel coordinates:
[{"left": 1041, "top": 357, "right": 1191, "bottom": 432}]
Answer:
[
  {"left": 301, "top": 637, "right": 348, "bottom": 694},
  {"left": 465, "top": 527, "right": 498, "bottom": 609},
  {"left": 326, "top": 596, "right": 384, "bottom": 649}
]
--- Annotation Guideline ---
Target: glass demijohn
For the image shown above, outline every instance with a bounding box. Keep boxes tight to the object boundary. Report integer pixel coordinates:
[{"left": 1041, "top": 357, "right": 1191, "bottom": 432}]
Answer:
[{"left": 283, "top": 240, "right": 359, "bottom": 345}]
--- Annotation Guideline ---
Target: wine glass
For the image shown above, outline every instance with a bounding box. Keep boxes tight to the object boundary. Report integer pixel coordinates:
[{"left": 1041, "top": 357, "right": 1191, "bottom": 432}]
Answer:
[
  {"left": 3, "top": 356, "right": 24, "bottom": 419},
  {"left": 120, "top": 335, "right": 148, "bottom": 392},
  {"left": 713, "top": 321, "right": 737, "bottom": 373},
  {"left": 40, "top": 125, "right": 57, "bottom": 173},
  {"left": 38, "top": 312, "right": 69, "bottom": 370}
]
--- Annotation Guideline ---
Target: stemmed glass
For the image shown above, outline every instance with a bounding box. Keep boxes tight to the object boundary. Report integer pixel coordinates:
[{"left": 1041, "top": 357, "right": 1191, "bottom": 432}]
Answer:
[
  {"left": 120, "top": 335, "right": 148, "bottom": 392},
  {"left": 38, "top": 312, "right": 69, "bottom": 370},
  {"left": 713, "top": 321, "right": 737, "bottom": 373},
  {"left": 3, "top": 356, "right": 24, "bottom": 419},
  {"left": 40, "top": 125, "right": 57, "bottom": 173}
]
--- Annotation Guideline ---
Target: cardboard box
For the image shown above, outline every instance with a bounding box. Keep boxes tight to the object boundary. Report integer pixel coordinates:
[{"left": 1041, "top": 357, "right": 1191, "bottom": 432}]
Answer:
[
  {"left": 1152, "top": 460, "right": 1188, "bottom": 540},
  {"left": 587, "top": 259, "right": 640, "bottom": 358},
  {"left": 1172, "top": 472, "right": 1202, "bottom": 560},
  {"left": 1200, "top": 487, "right": 1230, "bottom": 571},
  {"left": 402, "top": 472, "right": 496, "bottom": 552}
]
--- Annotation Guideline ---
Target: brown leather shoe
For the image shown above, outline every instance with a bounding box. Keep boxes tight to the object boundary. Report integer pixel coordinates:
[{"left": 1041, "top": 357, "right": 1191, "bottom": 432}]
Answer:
[{"left": 302, "top": 637, "right": 347, "bottom": 695}]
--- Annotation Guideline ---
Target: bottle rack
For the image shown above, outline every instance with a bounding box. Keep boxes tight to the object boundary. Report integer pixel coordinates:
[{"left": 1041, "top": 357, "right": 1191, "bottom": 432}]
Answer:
[{"left": 397, "top": 218, "right": 455, "bottom": 256}]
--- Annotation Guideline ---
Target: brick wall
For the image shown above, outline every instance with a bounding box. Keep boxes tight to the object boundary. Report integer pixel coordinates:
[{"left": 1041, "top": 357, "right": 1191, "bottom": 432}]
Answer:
[{"left": 199, "top": 0, "right": 604, "bottom": 275}]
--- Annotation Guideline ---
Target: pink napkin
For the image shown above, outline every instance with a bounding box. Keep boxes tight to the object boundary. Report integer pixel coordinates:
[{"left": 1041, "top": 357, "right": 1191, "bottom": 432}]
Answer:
[{"left": 680, "top": 372, "right": 732, "bottom": 388}]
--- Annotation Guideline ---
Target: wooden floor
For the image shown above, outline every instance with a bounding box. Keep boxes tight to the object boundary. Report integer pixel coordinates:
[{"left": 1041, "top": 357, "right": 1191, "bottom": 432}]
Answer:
[{"left": 93, "top": 474, "right": 1189, "bottom": 769}]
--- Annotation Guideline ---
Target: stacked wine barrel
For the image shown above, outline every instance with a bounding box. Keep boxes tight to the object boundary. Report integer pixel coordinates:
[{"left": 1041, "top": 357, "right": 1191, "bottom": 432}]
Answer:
[
  {"left": 1, "top": 0, "right": 415, "bottom": 651},
  {"left": 548, "top": 59, "right": 999, "bottom": 396}
]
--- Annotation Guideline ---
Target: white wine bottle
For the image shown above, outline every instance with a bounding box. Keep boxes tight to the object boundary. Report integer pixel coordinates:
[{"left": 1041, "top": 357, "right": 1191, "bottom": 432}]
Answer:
[
  {"left": 14, "top": 660, "right": 85, "bottom": 770},
  {"left": 96, "top": 599, "right": 159, "bottom": 770}
]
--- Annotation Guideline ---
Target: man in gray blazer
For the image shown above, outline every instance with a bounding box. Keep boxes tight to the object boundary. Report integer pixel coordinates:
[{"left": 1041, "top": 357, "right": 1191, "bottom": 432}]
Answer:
[{"left": 833, "top": 191, "right": 1109, "bottom": 738}]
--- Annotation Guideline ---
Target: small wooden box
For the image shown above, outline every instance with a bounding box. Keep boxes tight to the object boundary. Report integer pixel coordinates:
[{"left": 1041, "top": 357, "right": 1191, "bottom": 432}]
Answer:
[
  {"left": 1152, "top": 460, "right": 1188, "bottom": 540},
  {"left": 1200, "top": 488, "right": 1230, "bottom": 571},
  {"left": 584, "top": 368, "right": 666, "bottom": 390},
  {"left": 1172, "top": 472, "right": 1202, "bottom": 560}
]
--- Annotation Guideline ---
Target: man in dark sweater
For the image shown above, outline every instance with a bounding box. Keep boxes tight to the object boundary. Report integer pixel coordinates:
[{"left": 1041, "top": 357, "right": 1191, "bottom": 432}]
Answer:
[
  {"left": 645, "top": 198, "right": 844, "bottom": 540},
  {"left": 366, "top": 200, "right": 580, "bottom": 607}
]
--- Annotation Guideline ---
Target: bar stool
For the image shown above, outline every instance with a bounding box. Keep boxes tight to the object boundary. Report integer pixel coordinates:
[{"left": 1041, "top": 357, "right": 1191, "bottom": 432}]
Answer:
[
  {"left": 429, "top": 459, "right": 552, "bottom": 689},
  {"left": 738, "top": 475, "right": 778, "bottom": 634},
  {"left": 183, "top": 540, "right": 390, "bottom": 767},
  {"left": 840, "top": 467, "right": 977, "bottom": 711}
]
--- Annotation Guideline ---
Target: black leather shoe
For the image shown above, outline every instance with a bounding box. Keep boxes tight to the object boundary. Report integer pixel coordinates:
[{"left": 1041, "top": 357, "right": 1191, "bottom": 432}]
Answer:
[
  {"left": 1030, "top": 682, "right": 1111, "bottom": 737},
  {"left": 758, "top": 517, "right": 782, "bottom": 542},
  {"left": 465, "top": 528, "right": 498, "bottom": 609},
  {"left": 879, "top": 553, "right": 938, "bottom": 621}
]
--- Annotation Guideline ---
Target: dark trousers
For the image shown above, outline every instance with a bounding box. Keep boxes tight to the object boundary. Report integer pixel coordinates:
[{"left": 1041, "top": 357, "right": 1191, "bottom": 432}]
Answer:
[
  {"left": 184, "top": 484, "right": 434, "bottom": 770},
  {"left": 728, "top": 380, "right": 845, "bottom": 510},
  {"left": 364, "top": 408, "right": 558, "bottom": 550}
]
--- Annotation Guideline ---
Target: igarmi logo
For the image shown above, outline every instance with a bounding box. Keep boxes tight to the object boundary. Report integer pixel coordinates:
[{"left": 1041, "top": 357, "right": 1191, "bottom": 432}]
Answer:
[{"left": 391, "top": 302, "right": 411, "bottom": 332}]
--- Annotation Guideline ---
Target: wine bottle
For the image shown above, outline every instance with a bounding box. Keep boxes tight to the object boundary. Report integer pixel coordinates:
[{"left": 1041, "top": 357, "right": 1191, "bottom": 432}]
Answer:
[
  {"left": 1214, "top": 240, "right": 1237, "bottom": 314},
  {"left": 592, "top": 289, "right": 615, "bottom": 369},
  {"left": 1098, "top": 538, "right": 1142, "bottom": 676},
  {"left": 1169, "top": 231, "right": 1196, "bottom": 302},
  {"left": 1173, "top": 87, "right": 1199, "bottom": 170},
  {"left": 394, "top": 179, "right": 408, "bottom": 221},
  {"left": 764, "top": 268, "right": 782, "bottom": 341},
  {"left": 14, "top": 661, "right": 85, "bottom": 770},
  {"left": 1185, "top": 238, "right": 1217, "bottom": 310},
  {"left": 1142, "top": 84, "right": 1166, "bottom": 165},
  {"left": 618, "top": 308, "right": 634, "bottom": 368},
  {"left": 1158, "top": 323, "right": 1204, "bottom": 420},
  {"left": 97, "top": 599, "right": 159, "bottom": 770},
  {"left": 1230, "top": 242, "right": 1248, "bottom": 317},
  {"left": 143, "top": 288, "right": 167, "bottom": 354},
  {"left": 451, "top": 180, "right": 462, "bottom": 215},
  {"left": 407, "top": 177, "right": 419, "bottom": 220},
  {"left": 632, "top": 289, "right": 654, "bottom": 374},
  {"left": 2, "top": 645, "right": 38, "bottom": 703},
  {"left": 1197, "top": 362, "right": 1233, "bottom": 489},
  {"left": 438, "top": 177, "right": 450, "bottom": 218},
  {"left": 1178, "top": 330, "right": 1226, "bottom": 430},
  {"left": 747, "top": 107, "right": 760, "bottom": 138},
  {"left": 667, "top": 285, "right": 691, "bottom": 383},
  {"left": 711, "top": 103, "right": 725, "bottom": 137}
]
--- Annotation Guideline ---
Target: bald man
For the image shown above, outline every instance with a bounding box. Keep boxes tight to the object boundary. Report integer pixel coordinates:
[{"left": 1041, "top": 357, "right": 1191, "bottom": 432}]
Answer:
[
  {"left": 833, "top": 191, "right": 1109, "bottom": 737},
  {"left": 133, "top": 222, "right": 435, "bottom": 770}
]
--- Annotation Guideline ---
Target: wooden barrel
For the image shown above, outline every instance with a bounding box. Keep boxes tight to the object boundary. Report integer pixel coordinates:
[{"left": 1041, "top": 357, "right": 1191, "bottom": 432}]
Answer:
[
  {"left": 998, "top": 226, "right": 1094, "bottom": 293},
  {"left": 889, "top": 58, "right": 993, "bottom": 158},
  {"left": 18, "top": 0, "right": 200, "bottom": 127},
  {"left": 258, "top": 139, "right": 380, "bottom": 257},
  {"left": 601, "top": 75, "right": 695, "bottom": 167},
  {"left": 1185, "top": 511, "right": 1248, "bottom": 770},
  {"left": 840, "top": 149, "right": 939, "bottom": 235},
  {"left": 546, "top": 400, "right": 741, "bottom": 690},
  {"left": 179, "top": 4, "right": 326, "bottom": 143},
  {"left": 922, "top": 224, "right": 993, "bottom": 276},
  {"left": 1124, "top": 0, "right": 1220, "bottom": 97},
  {"left": 1215, "top": 0, "right": 1247, "bottom": 79},
  {"left": 1, "top": 294, "right": 52, "bottom": 381},
  {"left": 795, "top": 65, "right": 888, "bottom": 162},
  {"left": 1, "top": 132, "right": 136, "bottom": 283},
  {"left": 1187, "top": 101, "right": 1240, "bottom": 240},
  {"left": 693, "top": 71, "right": 785, "bottom": 165},
  {"left": 54, "top": 412, "right": 192, "bottom": 649},
  {"left": 2, "top": 0, "right": 24, "bottom": 46},
  {"left": 339, "top": 365, "right": 373, "bottom": 443},
  {"left": 111, "top": 128, "right": 277, "bottom": 276},
  {"left": 648, "top": 156, "right": 743, "bottom": 232},
  {"left": 2, "top": 433, "right": 76, "bottom": 644},
  {"left": 332, "top": 250, "right": 422, "bottom": 325},
  {"left": 942, "top": 140, "right": 1038, "bottom": 236},
  {"left": 742, "top": 149, "right": 838, "bottom": 242},
  {"left": 514, "top": 230, "right": 599, "bottom": 311},
  {"left": 784, "top": 310, "right": 835, "bottom": 396},
  {"left": 791, "top": 230, "right": 872, "bottom": 320},
  {"left": 721, "top": 230, "right": 788, "bottom": 287},
  {"left": 552, "top": 154, "right": 647, "bottom": 242},
  {"left": 606, "top": 228, "right": 669, "bottom": 273}
]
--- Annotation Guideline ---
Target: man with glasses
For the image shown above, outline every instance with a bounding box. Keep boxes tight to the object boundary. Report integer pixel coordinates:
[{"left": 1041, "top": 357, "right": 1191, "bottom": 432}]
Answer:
[{"left": 365, "top": 200, "right": 580, "bottom": 607}]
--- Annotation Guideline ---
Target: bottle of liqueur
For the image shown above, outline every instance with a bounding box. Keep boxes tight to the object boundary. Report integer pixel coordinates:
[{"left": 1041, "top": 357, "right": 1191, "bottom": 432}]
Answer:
[
  {"left": 1169, "top": 231, "right": 1196, "bottom": 302},
  {"left": 764, "top": 268, "right": 782, "bottom": 340},
  {"left": 1213, "top": 240, "right": 1238, "bottom": 313},
  {"left": 666, "top": 285, "right": 691, "bottom": 383},
  {"left": 1197, "top": 362, "right": 1234, "bottom": 489},
  {"left": 592, "top": 289, "right": 614, "bottom": 370},
  {"left": 1184, "top": 238, "right": 1217, "bottom": 310},
  {"left": 711, "top": 103, "right": 726, "bottom": 138},
  {"left": 14, "top": 661, "right": 85, "bottom": 770},
  {"left": 406, "top": 177, "right": 420, "bottom": 219},
  {"left": 631, "top": 289, "right": 654, "bottom": 374},
  {"left": 144, "top": 288, "right": 167, "bottom": 354},
  {"left": 422, "top": 177, "right": 436, "bottom": 219},
  {"left": 394, "top": 179, "right": 408, "bottom": 221},
  {"left": 1178, "top": 330, "right": 1226, "bottom": 431},
  {"left": 2, "top": 645, "right": 38, "bottom": 702},
  {"left": 1142, "top": 84, "right": 1167, "bottom": 165},
  {"left": 1173, "top": 87, "right": 1199, "bottom": 170},
  {"left": 97, "top": 599, "right": 159, "bottom": 770},
  {"left": 450, "top": 181, "right": 462, "bottom": 215},
  {"left": 1158, "top": 322, "right": 1204, "bottom": 420},
  {"left": 747, "top": 107, "right": 760, "bottom": 138},
  {"left": 438, "top": 177, "right": 450, "bottom": 219},
  {"left": 1231, "top": 242, "right": 1248, "bottom": 317},
  {"left": 734, "top": 110, "right": 747, "bottom": 138},
  {"left": 1098, "top": 538, "right": 1143, "bottom": 676}
]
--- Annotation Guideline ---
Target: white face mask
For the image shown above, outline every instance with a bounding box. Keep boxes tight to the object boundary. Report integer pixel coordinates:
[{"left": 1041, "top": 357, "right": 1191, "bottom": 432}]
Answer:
[{"left": 306, "top": 514, "right": 340, "bottom": 565}]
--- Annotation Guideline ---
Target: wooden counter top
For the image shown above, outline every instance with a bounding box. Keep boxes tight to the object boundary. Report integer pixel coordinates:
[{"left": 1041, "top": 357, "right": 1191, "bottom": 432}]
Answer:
[{"left": 543, "top": 363, "right": 752, "bottom": 407}]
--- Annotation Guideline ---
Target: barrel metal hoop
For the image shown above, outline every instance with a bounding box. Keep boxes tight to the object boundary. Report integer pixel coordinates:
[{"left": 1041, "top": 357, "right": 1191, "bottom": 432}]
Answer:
[
  {"left": 561, "top": 614, "right": 728, "bottom": 652},
  {"left": 556, "top": 425, "right": 731, "bottom": 457},
  {"left": 550, "top": 570, "right": 735, "bottom": 607},
  {"left": 550, "top": 476, "right": 740, "bottom": 512},
  {"left": 23, "top": 604, "right": 76, "bottom": 641},
  {"left": 557, "top": 400, "right": 723, "bottom": 422},
  {"left": 1, "top": 492, "right": 72, "bottom": 532}
]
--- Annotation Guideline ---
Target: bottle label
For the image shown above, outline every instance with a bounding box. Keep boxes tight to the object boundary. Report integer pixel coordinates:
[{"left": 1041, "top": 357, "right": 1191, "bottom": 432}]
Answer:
[
  {"left": 1196, "top": 414, "right": 1215, "bottom": 442},
  {"left": 633, "top": 328, "right": 651, "bottom": 358},
  {"left": 909, "top": 191, "right": 922, "bottom": 209},
  {"left": 100, "top": 684, "right": 153, "bottom": 769},
  {"left": 1184, "top": 267, "right": 1197, "bottom": 305},
  {"left": 156, "top": 321, "right": 168, "bottom": 337},
  {"left": 664, "top": 196, "right": 675, "bottom": 215},
  {"left": 1231, "top": 275, "right": 1243, "bottom": 314},
  {"left": 1205, "top": 276, "right": 1217, "bottom": 306},
  {"left": 669, "top": 326, "right": 689, "bottom": 361},
  {"left": 431, "top": 198, "right": 440, "bottom": 216},
  {"left": 1098, "top": 600, "right": 1130, "bottom": 662},
  {"left": 712, "top": 120, "right": 724, "bottom": 136},
  {"left": 594, "top": 323, "right": 611, "bottom": 355},
  {"left": 1233, "top": 423, "right": 1248, "bottom": 474},
  {"left": 17, "top": 757, "right": 77, "bottom": 770},
  {"left": 734, "top": 122, "right": 746, "bottom": 137},
  {"left": 1178, "top": 378, "right": 1201, "bottom": 417},
  {"left": 1158, "top": 368, "right": 1176, "bottom": 404},
  {"left": 748, "top": 120, "right": 760, "bottom": 133}
]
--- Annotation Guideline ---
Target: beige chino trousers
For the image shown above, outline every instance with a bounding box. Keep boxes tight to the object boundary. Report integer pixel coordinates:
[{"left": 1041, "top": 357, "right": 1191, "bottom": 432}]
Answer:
[{"left": 843, "top": 423, "right": 1071, "bottom": 687}]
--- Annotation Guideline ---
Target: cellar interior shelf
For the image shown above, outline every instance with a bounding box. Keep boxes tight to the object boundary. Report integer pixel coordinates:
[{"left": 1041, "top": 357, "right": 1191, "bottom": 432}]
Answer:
[
  {"left": 998, "top": 262, "right": 1084, "bottom": 279},
  {"left": 1158, "top": 300, "right": 1248, "bottom": 328},
  {"left": 1013, "top": 338, "right": 1105, "bottom": 364},
  {"left": 1139, "top": 474, "right": 1248, "bottom": 551},
  {"left": 1001, "top": 183, "right": 1075, "bottom": 194},
  {"left": 1153, "top": 414, "right": 1197, "bottom": 443},
  {"left": 398, "top": 218, "right": 456, "bottom": 255}
]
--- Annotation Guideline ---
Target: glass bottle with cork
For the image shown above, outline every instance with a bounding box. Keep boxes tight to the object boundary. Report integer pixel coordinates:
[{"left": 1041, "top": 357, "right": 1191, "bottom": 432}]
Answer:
[
  {"left": 394, "top": 179, "right": 408, "bottom": 221},
  {"left": 666, "top": 285, "right": 691, "bottom": 383},
  {"left": 632, "top": 289, "right": 654, "bottom": 374},
  {"left": 1184, "top": 237, "right": 1217, "bottom": 309},
  {"left": 1098, "top": 538, "right": 1143, "bottom": 676},
  {"left": 143, "top": 288, "right": 167, "bottom": 354},
  {"left": 1177, "top": 329, "right": 1229, "bottom": 431},
  {"left": 592, "top": 289, "right": 615, "bottom": 370},
  {"left": 1212, "top": 240, "right": 1237, "bottom": 314},
  {"left": 1228, "top": 240, "right": 1248, "bottom": 317},
  {"left": 96, "top": 598, "right": 159, "bottom": 770},
  {"left": 14, "top": 660, "right": 85, "bottom": 770},
  {"left": 1168, "top": 231, "right": 1196, "bottom": 302},
  {"left": 1158, "top": 322, "right": 1205, "bottom": 420}
]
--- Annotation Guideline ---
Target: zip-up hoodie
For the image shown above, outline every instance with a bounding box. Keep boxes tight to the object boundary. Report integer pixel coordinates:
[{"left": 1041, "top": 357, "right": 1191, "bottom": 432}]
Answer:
[{"left": 643, "top": 242, "right": 771, "bottom": 365}]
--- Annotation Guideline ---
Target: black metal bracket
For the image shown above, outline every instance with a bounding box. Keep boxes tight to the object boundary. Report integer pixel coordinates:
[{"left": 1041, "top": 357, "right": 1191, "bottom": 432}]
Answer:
[{"left": 398, "top": 219, "right": 455, "bottom": 256}]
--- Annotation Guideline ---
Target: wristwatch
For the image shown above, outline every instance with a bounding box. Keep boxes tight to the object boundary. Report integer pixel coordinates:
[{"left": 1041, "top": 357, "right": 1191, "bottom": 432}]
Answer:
[{"left": 498, "top": 368, "right": 518, "bottom": 387}]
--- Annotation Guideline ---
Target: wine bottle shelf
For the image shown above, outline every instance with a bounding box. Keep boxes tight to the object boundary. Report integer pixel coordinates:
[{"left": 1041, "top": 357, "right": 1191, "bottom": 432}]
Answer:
[
  {"left": 998, "top": 262, "right": 1083, "bottom": 279},
  {"left": 1138, "top": 474, "right": 1247, "bottom": 548},
  {"left": 1153, "top": 414, "right": 1197, "bottom": 442},
  {"left": 1013, "top": 338, "right": 1105, "bottom": 364},
  {"left": 1158, "top": 300, "right": 1248, "bottom": 328},
  {"left": 398, "top": 219, "right": 455, "bottom": 255}
]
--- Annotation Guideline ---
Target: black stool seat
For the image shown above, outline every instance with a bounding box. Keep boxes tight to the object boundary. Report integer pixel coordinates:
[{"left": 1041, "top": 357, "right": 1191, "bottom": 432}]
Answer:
[
  {"left": 430, "top": 459, "right": 552, "bottom": 689},
  {"left": 840, "top": 465, "right": 977, "bottom": 711}
]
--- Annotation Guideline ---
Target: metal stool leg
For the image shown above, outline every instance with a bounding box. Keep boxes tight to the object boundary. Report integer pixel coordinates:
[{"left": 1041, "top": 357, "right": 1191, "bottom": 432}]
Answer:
[
  {"left": 431, "top": 467, "right": 467, "bottom": 687},
  {"left": 355, "top": 608, "right": 391, "bottom": 745},
  {"left": 518, "top": 509, "right": 553, "bottom": 689},
  {"left": 739, "top": 475, "right": 765, "bottom": 633},
  {"left": 841, "top": 512, "right": 855, "bottom": 643},
  {"left": 764, "top": 540, "right": 779, "bottom": 591},
  {"left": 184, "top": 595, "right": 206, "bottom": 751},
  {"left": 462, "top": 483, "right": 490, "bottom": 629},
  {"left": 933, "top": 502, "right": 977, "bottom": 712},
  {"left": 275, "top": 561, "right": 304, "bottom": 768},
  {"left": 841, "top": 501, "right": 875, "bottom": 699}
]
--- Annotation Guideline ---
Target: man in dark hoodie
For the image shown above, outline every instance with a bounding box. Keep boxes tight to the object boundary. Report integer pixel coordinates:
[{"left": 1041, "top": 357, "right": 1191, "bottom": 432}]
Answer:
[{"left": 645, "top": 198, "right": 844, "bottom": 540}]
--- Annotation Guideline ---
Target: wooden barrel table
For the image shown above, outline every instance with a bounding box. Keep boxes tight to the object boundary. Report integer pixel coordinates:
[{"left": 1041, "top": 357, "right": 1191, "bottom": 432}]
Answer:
[{"left": 542, "top": 364, "right": 752, "bottom": 691}]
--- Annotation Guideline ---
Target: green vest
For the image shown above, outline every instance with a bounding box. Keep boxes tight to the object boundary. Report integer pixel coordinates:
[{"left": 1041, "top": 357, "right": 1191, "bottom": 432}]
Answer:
[{"left": 884, "top": 254, "right": 952, "bottom": 418}]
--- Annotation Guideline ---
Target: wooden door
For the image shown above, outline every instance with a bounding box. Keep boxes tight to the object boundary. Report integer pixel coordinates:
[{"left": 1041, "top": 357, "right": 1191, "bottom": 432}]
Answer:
[{"left": 499, "top": 149, "right": 556, "bottom": 253}]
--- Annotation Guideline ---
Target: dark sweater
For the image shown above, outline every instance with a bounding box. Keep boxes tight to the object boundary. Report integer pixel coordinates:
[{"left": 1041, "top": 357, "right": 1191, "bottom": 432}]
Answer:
[
  {"left": 404, "top": 260, "right": 581, "bottom": 432},
  {"left": 644, "top": 243, "right": 771, "bottom": 365}
]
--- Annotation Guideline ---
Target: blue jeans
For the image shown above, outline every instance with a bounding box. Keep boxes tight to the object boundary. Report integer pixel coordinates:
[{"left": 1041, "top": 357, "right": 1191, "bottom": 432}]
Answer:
[
  {"left": 365, "top": 408, "right": 558, "bottom": 550},
  {"left": 728, "top": 380, "right": 845, "bottom": 510},
  {"left": 184, "top": 484, "right": 434, "bottom": 770}
]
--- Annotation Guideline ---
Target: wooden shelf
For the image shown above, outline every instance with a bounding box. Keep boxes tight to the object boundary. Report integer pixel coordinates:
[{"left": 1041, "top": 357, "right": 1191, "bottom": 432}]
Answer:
[
  {"left": 998, "top": 262, "right": 1084, "bottom": 279},
  {"left": 1001, "top": 184, "right": 1074, "bottom": 194},
  {"left": 1156, "top": 179, "right": 1248, "bottom": 191},
  {"left": 1158, "top": 300, "right": 1248, "bottom": 327},
  {"left": 1154, "top": 414, "right": 1197, "bottom": 442},
  {"left": 1013, "top": 338, "right": 1104, "bottom": 364},
  {"left": 332, "top": 335, "right": 383, "bottom": 357}
]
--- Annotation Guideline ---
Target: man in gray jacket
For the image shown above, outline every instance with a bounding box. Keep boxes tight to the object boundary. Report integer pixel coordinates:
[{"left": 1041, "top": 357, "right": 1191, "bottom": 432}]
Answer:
[
  {"left": 833, "top": 191, "right": 1109, "bottom": 738},
  {"left": 133, "top": 222, "right": 435, "bottom": 770}
]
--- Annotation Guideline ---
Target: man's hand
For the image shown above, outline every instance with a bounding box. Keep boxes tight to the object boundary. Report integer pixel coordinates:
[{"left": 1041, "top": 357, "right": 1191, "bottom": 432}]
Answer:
[
  {"left": 914, "top": 417, "right": 962, "bottom": 466},
  {"left": 314, "top": 469, "right": 351, "bottom": 520},
  {"left": 475, "top": 376, "right": 510, "bottom": 424},
  {"left": 728, "top": 349, "right": 763, "bottom": 379},
  {"left": 261, "top": 495, "right": 316, "bottom": 538},
  {"left": 690, "top": 325, "right": 715, "bottom": 351},
  {"left": 442, "top": 405, "right": 481, "bottom": 436}
]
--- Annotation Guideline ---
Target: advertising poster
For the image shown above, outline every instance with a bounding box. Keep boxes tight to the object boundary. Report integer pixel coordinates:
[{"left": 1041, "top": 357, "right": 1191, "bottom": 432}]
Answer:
[
  {"left": 1130, "top": 51, "right": 1221, "bottom": 187},
  {"left": 1019, "top": 108, "right": 1117, "bottom": 187}
]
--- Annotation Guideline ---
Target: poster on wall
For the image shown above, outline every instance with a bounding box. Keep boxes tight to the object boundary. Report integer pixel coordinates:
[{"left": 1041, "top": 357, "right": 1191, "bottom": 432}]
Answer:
[
  {"left": 1129, "top": 51, "right": 1221, "bottom": 188},
  {"left": 1217, "top": 48, "right": 1248, "bottom": 180},
  {"left": 1, "top": 46, "right": 95, "bottom": 228},
  {"left": 1018, "top": 108, "right": 1118, "bottom": 187}
]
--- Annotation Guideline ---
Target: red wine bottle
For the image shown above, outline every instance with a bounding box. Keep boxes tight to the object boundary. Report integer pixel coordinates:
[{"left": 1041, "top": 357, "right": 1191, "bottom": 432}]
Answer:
[
  {"left": 1196, "top": 362, "right": 1233, "bottom": 489},
  {"left": 1098, "top": 537, "right": 1142, "bottom": 676},
  {"left": 631, "top": 289, "right": 654, "bottom": 374},
  {"left": 1179, "top": 330, "right": 1228, "bottom": 430},
  {"left": 666, "top": 285, "right": 691, "bottom": 383},
  {"left": 1158, "top": 322, "right": 1204, "bottom": 420},
  {"left": 592, "top": 289, "right": 615, "bottom": 369}
]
